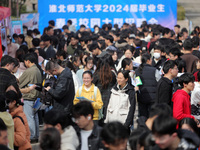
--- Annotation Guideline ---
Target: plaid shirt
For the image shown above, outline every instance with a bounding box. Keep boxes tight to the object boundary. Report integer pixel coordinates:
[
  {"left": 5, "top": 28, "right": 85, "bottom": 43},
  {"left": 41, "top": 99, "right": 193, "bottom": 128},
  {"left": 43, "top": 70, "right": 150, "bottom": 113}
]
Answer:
[{"left": 0, "top": 68, "right": 19, "bottom": 96}]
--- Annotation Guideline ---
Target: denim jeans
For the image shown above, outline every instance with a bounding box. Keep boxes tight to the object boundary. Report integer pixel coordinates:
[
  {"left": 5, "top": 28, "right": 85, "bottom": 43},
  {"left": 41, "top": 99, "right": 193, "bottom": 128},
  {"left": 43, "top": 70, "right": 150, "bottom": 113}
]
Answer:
[
  {"left": 45, "top": 105, "right": 53, "bottom": 113},
  {"left": 23, "top": 100, "right": 39, "bottom": 140}
]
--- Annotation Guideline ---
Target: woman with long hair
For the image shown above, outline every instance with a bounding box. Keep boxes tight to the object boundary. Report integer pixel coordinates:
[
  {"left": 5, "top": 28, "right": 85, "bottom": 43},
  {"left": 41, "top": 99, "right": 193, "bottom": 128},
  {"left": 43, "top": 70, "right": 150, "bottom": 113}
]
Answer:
[
  {"left": 93, "top": 53, "right": 117, "bottom": 120},
  {"left": 135, "top": 53, "right": 161, "bottom": 118},
  {"left": 116, "top": 45, "right": 135, "bottom": 71}
]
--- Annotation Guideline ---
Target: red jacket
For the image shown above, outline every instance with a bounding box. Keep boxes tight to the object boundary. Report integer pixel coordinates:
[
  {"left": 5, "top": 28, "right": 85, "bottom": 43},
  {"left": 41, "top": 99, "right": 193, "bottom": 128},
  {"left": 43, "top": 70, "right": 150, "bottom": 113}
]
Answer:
[
  {"left": 172, "top": 89, "right": 195, "bottom": 122},
  {"left": 193, "top": 71, "right": 199, "bottom": 82}
]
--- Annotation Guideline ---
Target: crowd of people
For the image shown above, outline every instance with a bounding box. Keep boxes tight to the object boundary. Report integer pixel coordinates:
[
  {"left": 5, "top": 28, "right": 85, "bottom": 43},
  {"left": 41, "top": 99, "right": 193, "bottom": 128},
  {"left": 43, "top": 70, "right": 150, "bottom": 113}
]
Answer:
[{"left": 0, "top": 19, "right": 200, "bottom": 150}]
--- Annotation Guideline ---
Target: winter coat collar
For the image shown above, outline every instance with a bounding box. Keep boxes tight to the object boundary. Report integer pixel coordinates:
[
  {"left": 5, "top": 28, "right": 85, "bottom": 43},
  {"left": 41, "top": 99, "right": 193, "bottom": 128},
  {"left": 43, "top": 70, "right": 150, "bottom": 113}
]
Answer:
[
  {"left": 10, "top": 105, "right": 23, "bottom": 117},
  {"left": 114, "top": 83, "right": 135, "bottom": 92}
]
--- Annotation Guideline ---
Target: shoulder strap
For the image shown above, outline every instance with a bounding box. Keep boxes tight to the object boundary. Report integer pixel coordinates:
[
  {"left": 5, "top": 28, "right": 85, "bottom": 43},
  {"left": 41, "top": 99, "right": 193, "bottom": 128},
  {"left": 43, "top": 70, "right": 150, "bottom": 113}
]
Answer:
[
  {"left": 79, "top": 86, "right": 97, "bottom": 100},
  {"left": 94, "top": 86, "right": 97, "bottom": 100},
  {"left": 78, "top": 86, "right": 82, "bottom": 96},
  {"left": 13, "top": 116, "right": 25, "bottom": 125},
  {"left": 111, "top": 69, "right": 117, "bottom": 77}
]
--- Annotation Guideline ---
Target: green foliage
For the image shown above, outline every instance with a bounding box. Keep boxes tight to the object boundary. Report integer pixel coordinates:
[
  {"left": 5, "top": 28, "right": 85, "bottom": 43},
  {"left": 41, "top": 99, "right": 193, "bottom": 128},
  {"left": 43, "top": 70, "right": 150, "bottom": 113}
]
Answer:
[
  {"left": 20, "top": 5, "right": 27, "bottom": 14},
  {"left": 0, "top": 0, "right": 9, "bottom": 7},
  {"left": 0, "top": 0, "right": 27, "bottom": 17},
  {"left": 177, "top": 4, "right": 185, "bottom": 20}
]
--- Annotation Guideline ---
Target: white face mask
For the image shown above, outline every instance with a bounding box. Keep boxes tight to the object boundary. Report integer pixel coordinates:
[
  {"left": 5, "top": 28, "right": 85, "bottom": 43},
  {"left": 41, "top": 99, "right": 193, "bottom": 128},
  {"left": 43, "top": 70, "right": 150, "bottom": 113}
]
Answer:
[
  {"left": 153, "top": 52, "right": 161, "bottom": 59},
  {"left": 94, "top": 30, "right": 99, "bottom": 34},
  {"left": 7, "top": 40, "right": 11, "bottom": 44}
]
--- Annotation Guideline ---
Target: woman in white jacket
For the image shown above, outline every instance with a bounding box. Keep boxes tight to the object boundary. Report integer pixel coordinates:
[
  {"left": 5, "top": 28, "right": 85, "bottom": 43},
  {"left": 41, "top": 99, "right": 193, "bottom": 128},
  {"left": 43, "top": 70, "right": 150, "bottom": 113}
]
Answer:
[{"left": 105, "top": 70, "right": 136, "bottom": 128}]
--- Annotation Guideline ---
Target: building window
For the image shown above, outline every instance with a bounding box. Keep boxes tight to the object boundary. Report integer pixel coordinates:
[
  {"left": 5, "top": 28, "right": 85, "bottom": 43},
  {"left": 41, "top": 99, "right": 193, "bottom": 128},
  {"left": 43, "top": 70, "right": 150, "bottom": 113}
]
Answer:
[{"left": 33, "top": 4, "right": 36, "bottom": 11}]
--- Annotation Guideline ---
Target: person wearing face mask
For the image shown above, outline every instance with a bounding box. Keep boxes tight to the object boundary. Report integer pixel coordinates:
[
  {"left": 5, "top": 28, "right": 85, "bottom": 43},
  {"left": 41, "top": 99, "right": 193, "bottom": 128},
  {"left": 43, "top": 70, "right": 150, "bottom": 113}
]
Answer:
[
  {"left": 94, "top": 25, "right": 99, "bottom": 34},
  {"left": 152, "top": 45, "right": 166, "bottom": 71},
  {"left": 7, "top": 35, "right": 19, "bottom": 58}
]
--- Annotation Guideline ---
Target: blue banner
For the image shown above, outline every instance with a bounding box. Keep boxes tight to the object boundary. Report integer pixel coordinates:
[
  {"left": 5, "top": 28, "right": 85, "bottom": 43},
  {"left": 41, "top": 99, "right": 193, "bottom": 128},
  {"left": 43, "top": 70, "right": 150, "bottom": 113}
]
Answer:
[
  {"left": 11, "top": 21, "right": 23, "bottom": 35},
  {"left": 38, "top": 0, "right": 177, "bottom": 32}
]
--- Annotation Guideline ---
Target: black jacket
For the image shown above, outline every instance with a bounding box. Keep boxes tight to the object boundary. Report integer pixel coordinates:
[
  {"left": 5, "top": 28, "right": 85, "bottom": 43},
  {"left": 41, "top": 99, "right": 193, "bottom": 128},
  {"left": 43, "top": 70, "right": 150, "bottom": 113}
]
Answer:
[
  {"left": 137, "top": 116, "right": 150, "bottom": 132},
  {"left": 135, "top": 64, "right": 158, "bottom": 104},
  {"left": 156, "top": 76, "right": 173, "bottom": 106},
  {"left": 38, "top": 48, "right": 46, "bottom": 59},
  {"left": 75, "top": 123, "right": 105, "bottom": 150},
  {"left": 152, "top": 129, "right": 200, "bottom": 150},
  {"left": 48, "top": 67, "right": 75, "bottom": 114},
  {"left": 45, "top": 45, "right": 56, "bottom": 59},
  {"left": 192, "top": 50, "right": 200, "bottom": 59},
  {"left": 0, "top": 68, "right": 20, "bottom": 96}
]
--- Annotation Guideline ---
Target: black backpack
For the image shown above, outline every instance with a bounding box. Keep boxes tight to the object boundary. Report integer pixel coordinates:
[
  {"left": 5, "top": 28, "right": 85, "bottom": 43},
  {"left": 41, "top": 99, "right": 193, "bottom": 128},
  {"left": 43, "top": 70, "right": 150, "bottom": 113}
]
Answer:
[{"left": 41, "top": 76, "right": 57, "bottom": 106}]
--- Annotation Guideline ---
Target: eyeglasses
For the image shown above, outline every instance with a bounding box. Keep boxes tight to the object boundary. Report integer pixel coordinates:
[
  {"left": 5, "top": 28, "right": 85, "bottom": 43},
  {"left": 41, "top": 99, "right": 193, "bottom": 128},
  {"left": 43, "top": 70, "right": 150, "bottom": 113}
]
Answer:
[
  {"left": 173, "top": 67, "right": 178, "bottom": 70},
  {"left": 72, "top": 117, "right": 81, "bottom": 123},
  {"left": 83, "top": 77, "right": 92, "bottom": 80},
  {"left": 87, "top": 63, "right": 93, "bottom": 65},
  {"left": 152, "top": 134, "right": 171, "bottom": 143}
]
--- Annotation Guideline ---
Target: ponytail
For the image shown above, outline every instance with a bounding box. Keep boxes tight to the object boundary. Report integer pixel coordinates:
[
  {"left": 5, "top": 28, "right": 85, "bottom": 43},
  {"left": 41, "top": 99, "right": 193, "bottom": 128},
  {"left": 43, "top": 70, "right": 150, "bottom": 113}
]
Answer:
[
  {"left": 121, "top": 58, "right": 132, "bottom": 70},
  {"left": 138, "top": 53, "right": 151, "bottom": 74}
]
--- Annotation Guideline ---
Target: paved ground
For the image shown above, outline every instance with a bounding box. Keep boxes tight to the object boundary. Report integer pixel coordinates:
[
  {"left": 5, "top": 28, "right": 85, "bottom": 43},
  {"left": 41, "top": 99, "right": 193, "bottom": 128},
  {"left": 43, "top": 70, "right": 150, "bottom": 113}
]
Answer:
[{"left": 178, "top": 0, "right": 200, "bottom": 28}]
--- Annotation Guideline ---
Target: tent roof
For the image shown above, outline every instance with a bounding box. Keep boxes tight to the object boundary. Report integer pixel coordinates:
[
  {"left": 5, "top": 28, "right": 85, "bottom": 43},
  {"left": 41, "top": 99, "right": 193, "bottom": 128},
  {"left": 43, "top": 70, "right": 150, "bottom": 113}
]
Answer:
[{"left": 0, "top": 6, "right": 11, "bottom": 20}]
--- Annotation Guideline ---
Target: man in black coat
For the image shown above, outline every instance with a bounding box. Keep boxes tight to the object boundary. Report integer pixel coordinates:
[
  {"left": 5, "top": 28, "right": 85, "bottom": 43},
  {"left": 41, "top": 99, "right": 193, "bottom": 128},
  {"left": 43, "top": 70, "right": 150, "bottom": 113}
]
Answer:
[
  {"left": 156, "top": 60, "right": 178, "bottom": 106},
  {"left": 45, "top": 60, "right": 75, "bottom": 114},
  {"left": 0, "top": 55, "right": 20, "bottom": 96},
  {"left": 42, "top": 35, "right": 56, "bottom": 59}
]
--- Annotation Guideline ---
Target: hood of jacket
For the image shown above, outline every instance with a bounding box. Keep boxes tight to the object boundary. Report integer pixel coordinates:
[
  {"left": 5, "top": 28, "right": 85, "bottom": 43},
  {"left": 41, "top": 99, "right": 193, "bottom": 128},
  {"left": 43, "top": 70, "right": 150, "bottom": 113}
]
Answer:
[
  {"left": 113, "top": 82, "right": 135, "bottom": 92},
  {"left": 177, "top": 129, "right": 200, "bottom": 148},
  {"left": 10, "top": 105, "right": 23, "bottom": 117},
  {"left": 0, "top": 112, "right": 14, "bottom": 128},
  {"left": 61, "top": 125, "right": 79, "bottom": 149},
  {"left": 115, "top": 40, "right": 128, "bottom": 48},
  {"left": 172, "top": 89, "right": 190, "bottom": 103}
]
